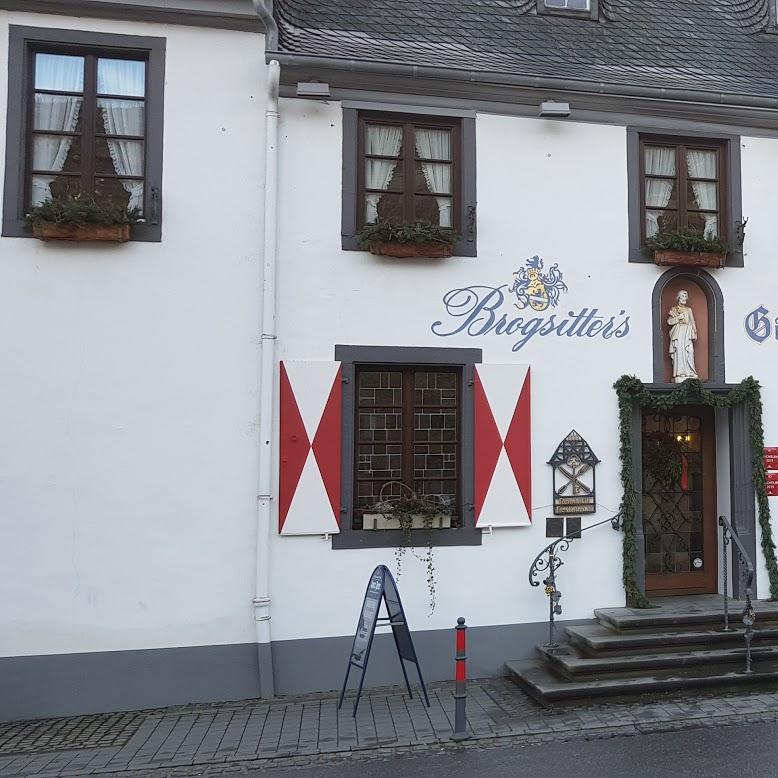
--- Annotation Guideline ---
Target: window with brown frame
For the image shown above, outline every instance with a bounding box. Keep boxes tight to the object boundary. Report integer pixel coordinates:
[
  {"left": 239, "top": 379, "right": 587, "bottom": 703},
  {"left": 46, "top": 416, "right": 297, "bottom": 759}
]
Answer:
[
  {"left": 357, "top": 115, "right": 460, "bottom": 230},
  {"left": 3, "top": 27, "right": 165, "bottom": 241},
  {"left": 640, "top": 137, "right": 727, "bottom": 244},
  {"left": 353, "top": 365, "right": 461, "bottom": 531},
  {"left": 27, "top": 49, "right": 147, "bottom": 214}
]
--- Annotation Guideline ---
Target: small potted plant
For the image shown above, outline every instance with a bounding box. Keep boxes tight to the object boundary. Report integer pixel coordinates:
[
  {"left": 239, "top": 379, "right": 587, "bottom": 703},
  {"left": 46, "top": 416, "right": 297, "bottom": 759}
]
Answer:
[
  {"left": 26, "top": 196, "right": 142, "bottom": 243},
  {"left": 644, "top": 228, "right": 728, "bottom": 269},
  {"left": 357, "top": 221, "right": 458, "bottom": 259}
]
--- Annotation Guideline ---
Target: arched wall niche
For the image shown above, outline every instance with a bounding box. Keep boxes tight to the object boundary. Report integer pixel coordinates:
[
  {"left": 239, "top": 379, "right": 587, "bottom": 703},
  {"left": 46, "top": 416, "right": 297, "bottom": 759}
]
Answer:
[{"left": 651, "top": 268, "right": 725, "bottom": 385}]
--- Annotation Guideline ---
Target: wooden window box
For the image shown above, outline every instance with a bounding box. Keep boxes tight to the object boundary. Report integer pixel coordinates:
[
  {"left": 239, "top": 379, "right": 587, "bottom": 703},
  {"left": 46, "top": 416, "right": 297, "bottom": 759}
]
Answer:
[
  {"left": 367, "top": 241, "right": 453, "bottom": 258},
  {"left": 362, "top": 513, "right": 453, "bottom": 531},
  {"left": 32, "top": 222, "right": 131, "bottom": 242},
  {"left": 653, "top": 249, "right": 726, "bottom": 269}
]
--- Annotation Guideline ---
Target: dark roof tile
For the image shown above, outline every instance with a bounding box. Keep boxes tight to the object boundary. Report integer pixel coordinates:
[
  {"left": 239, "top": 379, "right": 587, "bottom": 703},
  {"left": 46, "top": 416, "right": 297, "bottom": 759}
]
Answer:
[{"left": 274, "top": 0, "right": 778, "bottom": 99}]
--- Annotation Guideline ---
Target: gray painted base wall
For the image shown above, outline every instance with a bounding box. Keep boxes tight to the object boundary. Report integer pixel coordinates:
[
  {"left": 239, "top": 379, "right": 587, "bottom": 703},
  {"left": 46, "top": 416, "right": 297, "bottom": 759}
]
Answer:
[
  {"left": 0, "top": 619, "right": 592, "bottom": 722},
  {"left": 0, "top": 643, "right": 260, "bottom": 722},
  {"left": 272, "top": 619, "right": 592, "bottom": 697}
]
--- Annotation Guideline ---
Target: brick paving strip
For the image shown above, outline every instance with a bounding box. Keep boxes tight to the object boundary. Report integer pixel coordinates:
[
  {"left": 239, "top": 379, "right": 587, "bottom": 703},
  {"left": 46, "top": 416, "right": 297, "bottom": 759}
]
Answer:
[{"left": 4, "top": 679, "right": 778, "bottom": 776}]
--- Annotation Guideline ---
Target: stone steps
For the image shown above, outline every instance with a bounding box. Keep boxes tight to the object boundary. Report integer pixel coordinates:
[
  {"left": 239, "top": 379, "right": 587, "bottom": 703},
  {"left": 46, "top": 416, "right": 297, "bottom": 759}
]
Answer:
[
  {"left": 506, "top": 596, "right": 778, "bottom": 704},
  {"left": 566, "top": 623, "right": 778, "bottom": 655},
  {"left": 506, "top": 657, "right": 778, "bottom": 703},
  {"left": 538, "top": 641, "right": 778, "bottom": 679}
]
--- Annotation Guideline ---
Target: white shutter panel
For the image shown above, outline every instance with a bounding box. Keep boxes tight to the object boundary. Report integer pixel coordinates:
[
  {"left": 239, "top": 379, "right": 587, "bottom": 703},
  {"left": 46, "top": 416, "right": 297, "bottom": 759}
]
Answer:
[
  {"left": 279, "top": 360, "right": 342, "bottom": 535},
  {"left": 473, "top": 364, "right": 532, "bottom": 528}
]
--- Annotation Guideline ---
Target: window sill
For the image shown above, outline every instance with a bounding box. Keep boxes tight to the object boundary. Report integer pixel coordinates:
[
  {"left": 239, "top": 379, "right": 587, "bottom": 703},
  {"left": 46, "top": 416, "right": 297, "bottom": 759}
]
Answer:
[
  {"left": 331, "top": 525, "right": 482, "bottom": 549},
  {"left": 2, "top": 218, "right": 161, "bottom": 243},
  {"left": 342, "top": 233, "right": 476, "bottom": 258},
  {"left": 628, "top": 245, "right": 743, "bottom": 268}
]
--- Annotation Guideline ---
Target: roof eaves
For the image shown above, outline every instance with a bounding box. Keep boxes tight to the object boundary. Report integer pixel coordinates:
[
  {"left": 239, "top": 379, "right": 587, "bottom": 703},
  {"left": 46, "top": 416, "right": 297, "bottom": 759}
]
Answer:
[{"left": 267, "top": 49, "right": 778, "bottom": 111}]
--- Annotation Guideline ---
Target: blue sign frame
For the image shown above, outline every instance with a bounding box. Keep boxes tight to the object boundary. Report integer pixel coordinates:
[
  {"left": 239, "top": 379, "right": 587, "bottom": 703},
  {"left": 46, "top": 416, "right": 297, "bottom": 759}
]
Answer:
[{"left": 338, "top": 565, "right": 430, "bottom": 716}]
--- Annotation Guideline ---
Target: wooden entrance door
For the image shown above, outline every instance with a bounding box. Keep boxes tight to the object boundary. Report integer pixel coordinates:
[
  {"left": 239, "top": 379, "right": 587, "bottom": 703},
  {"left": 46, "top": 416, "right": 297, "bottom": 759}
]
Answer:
[{"left": 642, "top": 406, "right": 717, "bottom": 596}]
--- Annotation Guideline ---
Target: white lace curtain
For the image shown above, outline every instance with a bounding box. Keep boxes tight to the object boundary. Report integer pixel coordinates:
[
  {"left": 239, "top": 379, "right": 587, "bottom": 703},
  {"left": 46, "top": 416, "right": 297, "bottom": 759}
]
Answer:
[
  {"left": 687, "top": 150, "right": 718, "bottom": 238},
  {"left": 644, "top": 146, "right": 675, "bottom": 238},
  {"left": 99, "top": 59, "right": 146, "bottom": 211},
  {"left": 364, "top": 125, "right": 402, "bottom": 223},
  {"left": 415, "top": 129, "right": 452, "bottom": 228},
  {"left": 32, "top": 54, "right": 83, "bottom": 205}
]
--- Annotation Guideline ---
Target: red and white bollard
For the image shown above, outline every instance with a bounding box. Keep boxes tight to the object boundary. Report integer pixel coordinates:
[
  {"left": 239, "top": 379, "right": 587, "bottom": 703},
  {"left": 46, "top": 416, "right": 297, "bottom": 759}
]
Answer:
[{"left": 451, "top": 617, "right": 469, "bottom": 741}]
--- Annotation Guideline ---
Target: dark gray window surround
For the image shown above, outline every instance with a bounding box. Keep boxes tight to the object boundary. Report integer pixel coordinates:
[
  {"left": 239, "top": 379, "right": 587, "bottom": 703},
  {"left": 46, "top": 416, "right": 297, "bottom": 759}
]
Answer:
[
  {"left": 627, "top": 127, "right": 743, "bottom": 267},
  {"left": 332, "top": 344, "right": 482, "bottom": 550},
  {"left": 341, "top": 108, "right": 477, "bottom": 258},
  {"left": 651, "top": 267, "right": 725, "bottom": 385},
  {"left": 2, "top": 25, "right": 165, "bottom": 242},
  {"left": 537, "top": 0, "right": 599, "bottom": 20}
]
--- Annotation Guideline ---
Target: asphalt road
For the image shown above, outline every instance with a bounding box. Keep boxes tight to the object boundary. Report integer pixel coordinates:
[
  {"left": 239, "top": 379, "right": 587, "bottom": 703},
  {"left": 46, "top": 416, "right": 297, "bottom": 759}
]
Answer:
[{"left": 243, "top": 720, "right": 778, "bottom": 778}]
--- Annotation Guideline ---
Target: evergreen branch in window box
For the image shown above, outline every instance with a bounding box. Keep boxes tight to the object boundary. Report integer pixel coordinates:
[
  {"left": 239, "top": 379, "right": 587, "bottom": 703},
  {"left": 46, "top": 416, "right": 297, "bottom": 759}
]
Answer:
[
  {"left": 358, "top": 222, "right": 458, "bottom": 258},
  {"left": 644, "top": 229, "right": 728, "bottom": 269},
  {"left": 371, "top": 481, "right": 454, "bottom": 614},
  {"left": 26, "top": 198, "right": 143, "bottom": 243}
]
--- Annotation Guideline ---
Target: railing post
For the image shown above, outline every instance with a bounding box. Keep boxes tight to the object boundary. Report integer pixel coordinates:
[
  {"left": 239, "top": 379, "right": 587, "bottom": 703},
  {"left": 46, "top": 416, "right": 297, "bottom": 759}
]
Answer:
[
  {"left": 719, "top": 516, "right": 731, "bottom": 632},
  {"left": 543, "top": 551, "right": 562, "bottom": 649},
  {"left": 451, "top": 617, "right": 469, "bottom": 742},
  {"left": 743, "top": 597, "right": 754, "bottom": 674}
]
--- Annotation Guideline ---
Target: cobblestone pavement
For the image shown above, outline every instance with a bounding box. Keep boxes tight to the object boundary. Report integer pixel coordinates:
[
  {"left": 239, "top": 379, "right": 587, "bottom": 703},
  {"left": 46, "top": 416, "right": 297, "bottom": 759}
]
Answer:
[{"left": 4, "top": 679, "right": 778, "bottom": 776}]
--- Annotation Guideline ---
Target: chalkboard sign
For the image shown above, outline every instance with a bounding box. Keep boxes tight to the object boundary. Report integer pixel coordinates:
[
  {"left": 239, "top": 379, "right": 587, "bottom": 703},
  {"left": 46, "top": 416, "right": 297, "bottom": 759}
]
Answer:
[{"left": 339, "top": 565, "right": 429, "bottom": 716}]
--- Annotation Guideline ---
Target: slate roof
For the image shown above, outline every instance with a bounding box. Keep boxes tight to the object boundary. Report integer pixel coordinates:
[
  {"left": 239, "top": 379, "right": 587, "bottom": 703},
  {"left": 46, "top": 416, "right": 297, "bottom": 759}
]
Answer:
[{"left": 274, "top": 0, "right": 778, "bottom": 100}]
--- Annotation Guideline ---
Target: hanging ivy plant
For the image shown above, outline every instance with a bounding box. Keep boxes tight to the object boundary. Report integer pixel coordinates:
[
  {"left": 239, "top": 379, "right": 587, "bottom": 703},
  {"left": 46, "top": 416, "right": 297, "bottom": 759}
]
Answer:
[
  {"left": 372, "top": 482, "right": 450, "bottom": 614},
  {"left": 642, "top": 430, "right": 683, "bottom": 490},
  {"left": 614, "top": 375, "right": 778, "bottom": 608}
]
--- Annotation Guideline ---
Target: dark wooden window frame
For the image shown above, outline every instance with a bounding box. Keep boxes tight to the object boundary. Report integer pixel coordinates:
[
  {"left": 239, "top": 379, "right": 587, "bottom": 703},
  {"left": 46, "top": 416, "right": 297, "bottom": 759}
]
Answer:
[
  {"left": 353, "top": 364, "right": 462, "bottom": 530},
  {"left": 333, "top": 344, "right": 482, "bottom": 551},
  {"left": 25, "top": 48, "right": 148, "bottom": 217},
  {"left": 627, "top": 127, "right": 743, "bottom": 267},
  {"left": 3, "top": 25, "right": 165, "bottom": 242},
  {"left": 638, "top": 135, "right": 728, "bottom": 245},
  {"left": 356, "top": 113, "right": 462, "bottom": 232}
]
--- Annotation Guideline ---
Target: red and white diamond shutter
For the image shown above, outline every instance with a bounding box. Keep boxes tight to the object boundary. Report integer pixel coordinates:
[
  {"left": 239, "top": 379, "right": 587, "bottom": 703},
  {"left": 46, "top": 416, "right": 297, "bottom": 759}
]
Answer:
[
  {"left": 474, "top": 364, "right": 532, "bottom": 528},
  {"left": 279, "top": 360, "right": 342, "bottom": 535}
]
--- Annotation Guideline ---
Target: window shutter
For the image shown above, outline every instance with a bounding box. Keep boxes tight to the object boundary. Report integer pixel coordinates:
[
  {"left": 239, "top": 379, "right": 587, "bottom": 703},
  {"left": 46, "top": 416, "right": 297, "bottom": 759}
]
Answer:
[
  {"left": 279, "top": 360, "right": 342, "bottom": 535},
  {"left": 473, "top": 364, "right": 531, "bottom": 528}
]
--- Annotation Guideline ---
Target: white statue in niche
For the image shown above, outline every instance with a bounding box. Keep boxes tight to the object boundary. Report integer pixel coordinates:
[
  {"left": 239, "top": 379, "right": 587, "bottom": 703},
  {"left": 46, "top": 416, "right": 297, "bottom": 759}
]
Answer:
[{"left": 667, "top": 289, "right": 698, "bottom": 383}]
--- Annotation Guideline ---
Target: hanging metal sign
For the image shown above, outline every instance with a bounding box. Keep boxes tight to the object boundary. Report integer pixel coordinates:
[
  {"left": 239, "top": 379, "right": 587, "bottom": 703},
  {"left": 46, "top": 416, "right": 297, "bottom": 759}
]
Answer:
[
  {"left": 339, "top": 565, "right": 430, "bottom": 716},
  {"left": 764, "top": 447, "right": 778, "bottom": 471},
  {"left": 548, "top": 430, "right": 600, "bottom": 515}
]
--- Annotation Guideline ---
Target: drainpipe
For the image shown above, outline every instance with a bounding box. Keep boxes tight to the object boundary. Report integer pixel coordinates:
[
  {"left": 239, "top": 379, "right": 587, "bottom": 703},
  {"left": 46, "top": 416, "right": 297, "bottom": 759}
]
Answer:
[{"left": 252, "top": 0, "right": 280, "bottom": 699}]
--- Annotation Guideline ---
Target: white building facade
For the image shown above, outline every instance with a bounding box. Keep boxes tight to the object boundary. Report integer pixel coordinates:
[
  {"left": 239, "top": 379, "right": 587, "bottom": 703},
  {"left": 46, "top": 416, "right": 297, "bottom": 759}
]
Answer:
[
  {"left": 2, "top": 0, "right": 778, "bottom": 720},
  {"left": 0, "top": 0, "right": 270, "bottom": 720}
]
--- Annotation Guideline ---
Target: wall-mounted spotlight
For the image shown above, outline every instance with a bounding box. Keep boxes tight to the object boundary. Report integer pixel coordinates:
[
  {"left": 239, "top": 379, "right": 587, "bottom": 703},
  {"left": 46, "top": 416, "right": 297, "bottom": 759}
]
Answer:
[
  {"left": 539, "top": 100, "right": 571, "bottom": 118},
  {"left": 296, "top": 82, "right": 331, "bottom": 99}
]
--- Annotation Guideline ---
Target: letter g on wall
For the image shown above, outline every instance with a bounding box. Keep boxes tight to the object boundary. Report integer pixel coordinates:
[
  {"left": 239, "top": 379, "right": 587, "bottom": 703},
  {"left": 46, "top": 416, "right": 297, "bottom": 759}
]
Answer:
[{"left": 745, "top": 305, "right": 772, "bottom": 343}]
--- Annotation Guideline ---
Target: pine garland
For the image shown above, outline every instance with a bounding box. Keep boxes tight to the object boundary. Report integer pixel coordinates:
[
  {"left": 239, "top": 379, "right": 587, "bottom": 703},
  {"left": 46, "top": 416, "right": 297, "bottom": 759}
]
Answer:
[{"left": 614, "top": 375, "right": 778, "bottom": 607}]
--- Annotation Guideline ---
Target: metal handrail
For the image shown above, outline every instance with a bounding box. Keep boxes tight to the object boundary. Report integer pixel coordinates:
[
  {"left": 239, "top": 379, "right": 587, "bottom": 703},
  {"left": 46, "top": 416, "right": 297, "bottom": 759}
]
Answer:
[
  {"left": 529, "top": 511, "right": 623, "bottom": 648},
  {"left": 719, "top": 514, "right": 756, "bottom": 673}
]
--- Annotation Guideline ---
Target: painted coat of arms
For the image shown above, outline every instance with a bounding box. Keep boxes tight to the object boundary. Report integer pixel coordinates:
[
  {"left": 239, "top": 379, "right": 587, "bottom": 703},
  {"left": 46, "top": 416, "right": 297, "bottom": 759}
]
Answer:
[{"left": 509, "top": 256, "right": 568, "bottom": 312}]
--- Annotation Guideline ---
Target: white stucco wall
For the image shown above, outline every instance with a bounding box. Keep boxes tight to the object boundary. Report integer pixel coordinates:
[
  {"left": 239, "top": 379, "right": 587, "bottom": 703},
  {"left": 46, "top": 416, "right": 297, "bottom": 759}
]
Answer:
[
  {"left": 0, "top": 13, "right": 267, "bottom": 656},
  {"left": 271, "top": 100, "right": 778, "bottom": 643},
  {"left": 2, "top": 23, "right": 777, "bottom": 665}
]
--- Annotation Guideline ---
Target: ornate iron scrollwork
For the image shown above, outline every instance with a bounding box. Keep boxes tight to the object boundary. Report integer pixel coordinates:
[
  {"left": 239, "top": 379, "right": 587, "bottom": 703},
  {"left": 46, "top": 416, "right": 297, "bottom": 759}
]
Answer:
[{"left": 529, "top": 512, "right": 623, "bottom": 648}]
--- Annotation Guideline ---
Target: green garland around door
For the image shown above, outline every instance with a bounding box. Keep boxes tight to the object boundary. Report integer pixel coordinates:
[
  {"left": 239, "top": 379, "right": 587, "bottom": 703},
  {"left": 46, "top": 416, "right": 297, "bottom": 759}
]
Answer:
[{"left": 614, "top": 375, "right": 778, "bottom": 608}]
